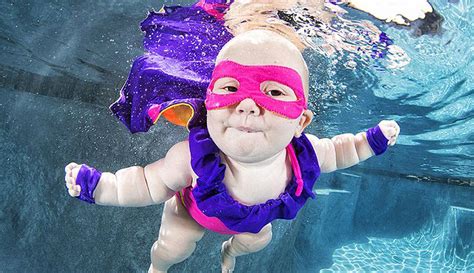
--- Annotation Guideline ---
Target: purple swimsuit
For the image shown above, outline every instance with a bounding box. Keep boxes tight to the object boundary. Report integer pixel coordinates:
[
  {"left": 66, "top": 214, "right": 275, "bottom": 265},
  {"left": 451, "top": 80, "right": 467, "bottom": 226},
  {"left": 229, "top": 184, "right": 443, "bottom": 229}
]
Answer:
[{"left": 176, "top": 126, "right": 321, "bottom": 234}]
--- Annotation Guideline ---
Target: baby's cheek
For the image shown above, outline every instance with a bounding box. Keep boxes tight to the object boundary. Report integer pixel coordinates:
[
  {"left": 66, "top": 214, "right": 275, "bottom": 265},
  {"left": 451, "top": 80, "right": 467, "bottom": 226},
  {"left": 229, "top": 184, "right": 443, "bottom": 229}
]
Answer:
[
  {"left": 208, "top": 108, "right": 229, "bottom": 118},
  {"left": 207, "top": 109, "right": 229, "bottom": 144},
  {"left": 272, "top": 115, "right": 300, "bottom": 130},
  {"left": 206, "top": 110, "right": 225, "bottom": 128},
  {"left": 271, "top": 121, "right": 298, "bottom": 141}
]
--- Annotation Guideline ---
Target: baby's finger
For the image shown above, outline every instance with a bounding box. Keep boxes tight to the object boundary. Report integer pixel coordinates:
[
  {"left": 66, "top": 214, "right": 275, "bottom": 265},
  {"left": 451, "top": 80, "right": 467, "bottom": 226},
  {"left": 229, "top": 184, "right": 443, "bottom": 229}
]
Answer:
[
  {"left": 389, "top": 137, "right": 398, "bottom": 146},
  {"left": 74, "top": 184, "right": 81, "bottom": 193},
  {"left": 68, "top": 189, "right": 80, "bottom": 197},
  {"left": 71, "top": 167, "right": 81, "bottom": 180},
  {"left": 65, "top": 176, "right": 75, "bottom": 187},
  {"left": 395, "top": 123, "right": 401, "bottom": 136},
  {"left": 65, "top": 162, "right": 78, "bottom": 173},
  {"left": 384, "top": 127, "right": 397, "bottom": 138},
  {"left": 384, "top": 120, "right": 397, "bottom": 127}
]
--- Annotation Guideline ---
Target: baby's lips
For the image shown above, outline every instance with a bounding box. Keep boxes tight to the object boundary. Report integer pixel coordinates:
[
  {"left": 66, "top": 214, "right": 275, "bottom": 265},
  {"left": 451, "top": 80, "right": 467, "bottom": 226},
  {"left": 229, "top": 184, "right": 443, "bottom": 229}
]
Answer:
[{"left": 235, "top": 126, "right": 262, "bottom": 133}]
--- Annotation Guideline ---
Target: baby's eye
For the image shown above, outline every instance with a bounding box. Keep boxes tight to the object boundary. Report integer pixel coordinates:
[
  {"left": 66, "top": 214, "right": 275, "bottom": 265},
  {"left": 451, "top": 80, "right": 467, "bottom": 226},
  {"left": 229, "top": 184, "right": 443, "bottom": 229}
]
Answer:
[
  {"left": 224, "top": 86, "right": 238, "bottom": 92},
  {"left": 213, "top": 85, "right": 238, "bottom": 94},
  {"left": 260, "top": 81, "right": 297, "bottom": 101},
  {"left": 266, "top": 89, "right": 285, "bottom": 97}
]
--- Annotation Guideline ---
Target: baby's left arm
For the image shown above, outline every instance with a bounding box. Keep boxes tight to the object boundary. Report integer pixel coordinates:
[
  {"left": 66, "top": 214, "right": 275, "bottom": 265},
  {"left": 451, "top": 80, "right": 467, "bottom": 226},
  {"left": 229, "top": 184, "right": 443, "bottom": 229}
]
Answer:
[{"left": 307, "top": 120, "right": 400, "bottom": 173}]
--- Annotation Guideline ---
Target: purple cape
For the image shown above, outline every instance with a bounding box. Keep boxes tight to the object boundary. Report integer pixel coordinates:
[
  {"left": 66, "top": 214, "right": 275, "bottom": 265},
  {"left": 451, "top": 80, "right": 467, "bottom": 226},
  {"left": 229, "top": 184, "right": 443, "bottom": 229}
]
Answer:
[{"left": 110, "top": 1, "right": 234, "bottom": 133}]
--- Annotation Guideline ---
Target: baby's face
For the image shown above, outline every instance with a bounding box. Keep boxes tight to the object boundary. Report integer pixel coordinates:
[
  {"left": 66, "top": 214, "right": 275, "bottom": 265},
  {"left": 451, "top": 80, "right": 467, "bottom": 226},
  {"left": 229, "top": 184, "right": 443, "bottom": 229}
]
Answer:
[
  {"left": 207, "top": 90, "right": 305, "bottom": 163},
  {"left": 206, "top": 30, "right": 312, "bottom": 163}
]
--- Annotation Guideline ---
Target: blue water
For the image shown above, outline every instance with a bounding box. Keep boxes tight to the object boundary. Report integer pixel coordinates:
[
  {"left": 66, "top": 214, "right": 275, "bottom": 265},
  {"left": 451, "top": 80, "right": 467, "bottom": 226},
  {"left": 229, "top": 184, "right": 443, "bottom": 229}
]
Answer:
[{"left": 0, "top": 0, "right": 472, "bottom": 272}]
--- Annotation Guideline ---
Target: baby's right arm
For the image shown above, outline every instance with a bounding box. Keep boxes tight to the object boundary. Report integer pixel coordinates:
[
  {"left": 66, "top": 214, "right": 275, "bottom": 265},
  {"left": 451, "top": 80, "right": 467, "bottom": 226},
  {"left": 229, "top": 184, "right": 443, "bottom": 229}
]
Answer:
[
  {"left": 306, "top": 120, "right": 400, "bottom": 173},
  {"left": 64, "top": 141, "right": 192, "bottom": 207}
]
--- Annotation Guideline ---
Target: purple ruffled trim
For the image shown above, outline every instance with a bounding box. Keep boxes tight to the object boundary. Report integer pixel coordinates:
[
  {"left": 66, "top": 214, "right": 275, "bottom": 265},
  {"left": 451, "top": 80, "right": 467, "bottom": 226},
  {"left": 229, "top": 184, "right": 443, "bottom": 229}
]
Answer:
[
  {"left": 366, "top": 125, "right": 389, "bottom": 156},
  {"left": 75, "top": 164, "right": 101, "bottom": 204},
  {"left": 189, "top": 126, "right": 320, "bottom": 233}
]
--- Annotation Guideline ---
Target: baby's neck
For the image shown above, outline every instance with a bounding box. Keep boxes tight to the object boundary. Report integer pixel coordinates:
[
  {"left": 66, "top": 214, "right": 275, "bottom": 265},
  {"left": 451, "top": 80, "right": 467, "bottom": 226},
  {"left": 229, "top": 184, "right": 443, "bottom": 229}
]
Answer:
[
  {"left": 222, "top": 149, "right": 287, "bottom": 170},
  {"left": 220, "top": 148, "right": 292, "bottom": 204}
]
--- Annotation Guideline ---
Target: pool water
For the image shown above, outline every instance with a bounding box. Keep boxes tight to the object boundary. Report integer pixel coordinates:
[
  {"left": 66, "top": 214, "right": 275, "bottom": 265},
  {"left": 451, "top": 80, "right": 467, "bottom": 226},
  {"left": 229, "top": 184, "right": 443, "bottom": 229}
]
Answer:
[{"left": 0, "top": 0, "right": 472, "bottom": 272}]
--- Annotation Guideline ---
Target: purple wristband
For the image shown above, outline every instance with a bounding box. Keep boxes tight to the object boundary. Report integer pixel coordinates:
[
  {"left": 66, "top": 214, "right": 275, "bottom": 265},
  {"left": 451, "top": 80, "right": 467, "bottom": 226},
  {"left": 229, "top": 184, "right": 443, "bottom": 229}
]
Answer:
[
  {"left": 366, "top": 125, "right": 389, "bottom": 156},
  {"left": 76, "top": 164, "right": 102, "bottom": 204}
]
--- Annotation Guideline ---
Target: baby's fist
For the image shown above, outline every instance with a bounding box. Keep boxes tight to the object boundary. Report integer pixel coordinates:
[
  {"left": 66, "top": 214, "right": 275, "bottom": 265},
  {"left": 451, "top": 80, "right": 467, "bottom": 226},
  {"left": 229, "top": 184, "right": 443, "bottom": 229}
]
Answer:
[
  {"left": 64, "top": 162, "right": 82, "bottom": 197},
  {"left": 378, "top": 120, "right": 400, "bottom": 146}
]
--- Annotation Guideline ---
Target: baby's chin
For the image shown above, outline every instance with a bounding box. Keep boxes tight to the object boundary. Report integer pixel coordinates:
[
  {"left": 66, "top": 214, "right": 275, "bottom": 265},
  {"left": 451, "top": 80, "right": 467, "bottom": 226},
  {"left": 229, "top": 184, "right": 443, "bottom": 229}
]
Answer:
[
  {"left": 218, "top": 129, "right": 280, "bottom": 162},
  {"left": 224, "top": 127, "right": 266, "bottom": 147},
  {"left": 221, "top": 146, "right": 273, "bottom": 164}
]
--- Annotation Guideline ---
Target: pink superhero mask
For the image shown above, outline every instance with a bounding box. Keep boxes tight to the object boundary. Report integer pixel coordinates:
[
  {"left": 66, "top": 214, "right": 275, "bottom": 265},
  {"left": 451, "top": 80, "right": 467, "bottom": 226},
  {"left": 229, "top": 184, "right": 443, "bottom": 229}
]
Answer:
[{"left": 205, "top": 60, "right": 307, "bottom": 119}]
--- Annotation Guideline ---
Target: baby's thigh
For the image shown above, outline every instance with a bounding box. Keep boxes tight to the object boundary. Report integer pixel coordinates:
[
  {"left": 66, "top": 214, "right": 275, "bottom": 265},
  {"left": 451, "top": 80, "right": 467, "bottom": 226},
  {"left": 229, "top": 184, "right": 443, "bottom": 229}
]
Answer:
[
  {"left": 233, "top": 223, "right": 273, "bottom": 251},
  {"left": 150, "top": 196, "right": 205, "bottom": 269},
  {"left": 158, "top": 196, "right": 205, "bottom": 243}
]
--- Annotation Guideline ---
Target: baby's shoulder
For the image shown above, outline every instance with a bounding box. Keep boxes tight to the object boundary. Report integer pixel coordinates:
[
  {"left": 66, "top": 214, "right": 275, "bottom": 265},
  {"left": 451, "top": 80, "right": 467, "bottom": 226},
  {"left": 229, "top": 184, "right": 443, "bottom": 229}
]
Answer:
[
  {"left": 304, "top": 133, "right": 333, "bottom": 150},
  {"left": 304, "top": 133, "right": 324, "bottom": 152},
  {"left": 302, "top": 133, "right": 329, "bottom": 166},
  {"left": 168, "top": 140, "right": 190, "bottom": 154},
  {"left": 165, "top": 140, "right": 192, "bottom": 169},
  {"left": 303, "top": 133, "right": 320, "bottom": 155},
  {"left": 304, "top": 133, "right": 319, "bottom": 143}
]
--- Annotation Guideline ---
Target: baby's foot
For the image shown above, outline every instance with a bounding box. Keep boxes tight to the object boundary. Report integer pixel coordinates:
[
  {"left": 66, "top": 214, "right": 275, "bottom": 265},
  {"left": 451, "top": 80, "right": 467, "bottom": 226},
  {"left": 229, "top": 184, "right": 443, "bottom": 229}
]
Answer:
[
  {"left": 221, "top": 241, "right": 236, "bottom": 273},
  {"left": 148, "top": 264, "right": 167, "bottom": 273}
]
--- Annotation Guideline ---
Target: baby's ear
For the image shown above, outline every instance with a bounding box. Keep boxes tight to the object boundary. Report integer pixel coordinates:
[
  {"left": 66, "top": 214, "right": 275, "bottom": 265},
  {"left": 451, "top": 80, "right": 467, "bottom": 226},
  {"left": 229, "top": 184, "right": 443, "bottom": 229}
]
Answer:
[{"left": 295, "top": 110, "right": 313, "bottom": 138}]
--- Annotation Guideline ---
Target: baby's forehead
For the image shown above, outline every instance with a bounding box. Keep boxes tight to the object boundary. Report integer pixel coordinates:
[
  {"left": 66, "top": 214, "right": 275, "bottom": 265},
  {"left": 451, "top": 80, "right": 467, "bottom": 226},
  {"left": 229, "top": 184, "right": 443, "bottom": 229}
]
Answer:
[
  {"left": 216, "top": 29, "right": 309, "bottom": 96},
  {"left": 216, "top": 30, "right": 306, "bottom": 69},
  {"left": 215, "top": 30, "right": 309, "bottom": 94},
  {"left": 217, "top": 37, "right": 304, "bottom": 73}
]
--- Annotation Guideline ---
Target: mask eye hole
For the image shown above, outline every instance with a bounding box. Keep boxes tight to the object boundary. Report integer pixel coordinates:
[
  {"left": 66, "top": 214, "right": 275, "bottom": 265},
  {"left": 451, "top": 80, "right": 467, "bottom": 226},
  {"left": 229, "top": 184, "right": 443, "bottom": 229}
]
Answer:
[
  {"left": 223, "top": 86, "right": 238, "bottom": 92},
  {"left": 266, "top": 89, "right": 285, "bottom": 97},
  {"left": 212, "top": 77, "right": 239, "bottom": 94},
  {"left": 261, "top": 81, "right": 297, "bottom": 101}
]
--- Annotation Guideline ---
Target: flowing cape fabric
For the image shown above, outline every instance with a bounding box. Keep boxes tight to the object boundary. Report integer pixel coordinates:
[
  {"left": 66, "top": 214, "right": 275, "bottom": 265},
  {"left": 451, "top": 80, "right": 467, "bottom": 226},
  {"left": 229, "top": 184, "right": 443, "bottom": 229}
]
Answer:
[{"left": 110, "top": 1, "right": 234, "bottom": 133}]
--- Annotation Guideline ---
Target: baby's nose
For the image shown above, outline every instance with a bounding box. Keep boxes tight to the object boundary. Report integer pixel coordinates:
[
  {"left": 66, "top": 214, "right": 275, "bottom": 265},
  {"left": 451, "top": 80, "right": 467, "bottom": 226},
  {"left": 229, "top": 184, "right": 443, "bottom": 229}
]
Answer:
[{"left": 235, "top": 98, "right": 261, "bottom": 116}]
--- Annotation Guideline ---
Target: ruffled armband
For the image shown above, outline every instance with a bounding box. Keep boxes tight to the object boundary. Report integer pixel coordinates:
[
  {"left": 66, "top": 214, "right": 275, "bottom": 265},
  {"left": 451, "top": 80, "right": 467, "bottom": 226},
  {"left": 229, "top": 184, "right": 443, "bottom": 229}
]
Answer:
[
  {"left": 366, "top": 125, "right": 389, "bottom": 155},
  {"left": 75, "top": 164, "right": 102, "bottom": 204}
]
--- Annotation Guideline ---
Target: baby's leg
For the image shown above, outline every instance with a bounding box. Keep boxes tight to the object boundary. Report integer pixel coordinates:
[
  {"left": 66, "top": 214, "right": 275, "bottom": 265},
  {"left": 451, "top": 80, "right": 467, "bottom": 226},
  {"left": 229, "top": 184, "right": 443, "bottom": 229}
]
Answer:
[
  {"left": 221, "top": 223, "right": 273, "bottom": 273},
  {"left": 148, "top": 196, "right": 205, "bottom": 273}
]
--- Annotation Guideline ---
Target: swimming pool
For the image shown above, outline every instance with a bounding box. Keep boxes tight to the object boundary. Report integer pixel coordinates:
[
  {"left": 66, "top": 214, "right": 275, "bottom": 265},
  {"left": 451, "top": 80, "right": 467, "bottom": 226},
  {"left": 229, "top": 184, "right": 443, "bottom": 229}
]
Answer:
[{"left": 0, "top": 0, "right": 472, "bottom": 272}]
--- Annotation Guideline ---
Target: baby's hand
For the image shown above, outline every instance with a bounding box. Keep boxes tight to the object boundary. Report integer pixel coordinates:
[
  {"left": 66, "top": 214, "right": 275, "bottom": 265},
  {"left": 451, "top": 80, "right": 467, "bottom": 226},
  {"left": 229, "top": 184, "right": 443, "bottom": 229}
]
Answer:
[
  {"left": 64, "top": 162, "right": 82, "bottom": 197},
  {"left": 378, "top": 120, "right": 400, "bottom": 146}
]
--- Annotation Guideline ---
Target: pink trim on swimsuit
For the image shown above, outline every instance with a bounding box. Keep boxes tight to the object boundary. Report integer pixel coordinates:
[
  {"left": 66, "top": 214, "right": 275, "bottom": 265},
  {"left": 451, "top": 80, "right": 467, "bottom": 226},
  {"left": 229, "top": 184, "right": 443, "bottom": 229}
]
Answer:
[
  {"left": 177, "top": 187, "right": 239, "bottom": 235},
  {"left": 286, "top": 144, "right": 304, "bottom": 196}
]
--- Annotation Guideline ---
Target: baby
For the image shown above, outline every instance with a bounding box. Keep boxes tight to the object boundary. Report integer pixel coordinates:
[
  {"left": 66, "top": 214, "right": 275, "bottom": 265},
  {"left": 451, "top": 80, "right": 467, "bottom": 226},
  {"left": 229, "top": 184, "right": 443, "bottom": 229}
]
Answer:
[{"left": 65, "top": 29, "right": 399, "bottom": 273}]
